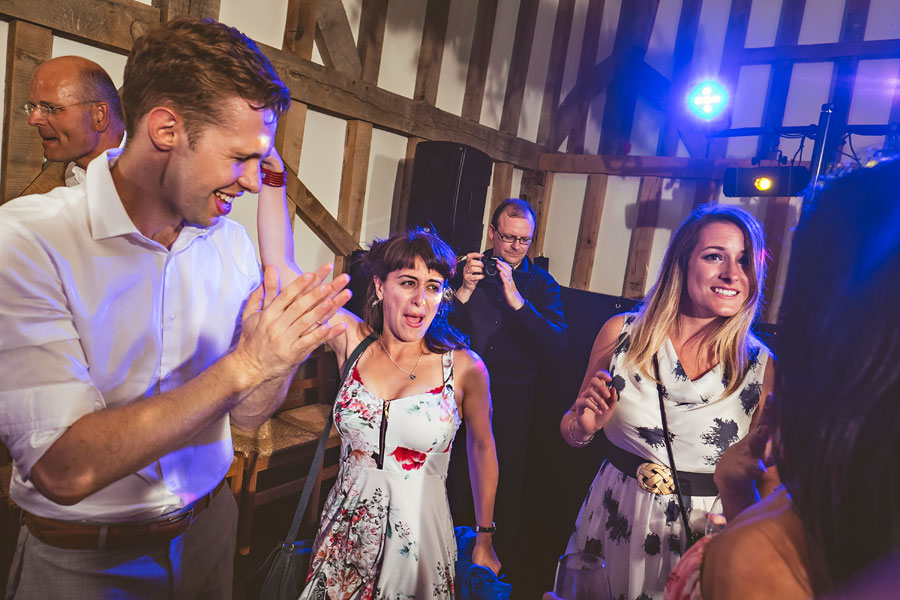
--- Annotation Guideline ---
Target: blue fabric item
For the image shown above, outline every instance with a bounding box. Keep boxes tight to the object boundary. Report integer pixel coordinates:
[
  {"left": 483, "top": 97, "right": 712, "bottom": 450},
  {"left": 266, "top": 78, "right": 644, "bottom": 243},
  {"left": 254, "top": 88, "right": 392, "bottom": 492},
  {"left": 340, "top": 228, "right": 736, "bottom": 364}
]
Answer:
[{"left": 454, "top": 526, "right": 511, "bottom": 600}]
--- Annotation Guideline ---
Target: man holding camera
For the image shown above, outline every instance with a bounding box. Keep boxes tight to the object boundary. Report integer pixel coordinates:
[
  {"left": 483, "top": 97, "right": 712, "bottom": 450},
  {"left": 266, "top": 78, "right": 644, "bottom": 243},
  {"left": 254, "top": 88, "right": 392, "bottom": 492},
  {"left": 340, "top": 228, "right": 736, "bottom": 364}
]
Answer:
[{"left": 448, "top": 198, "right": 567, "bottom": 581}]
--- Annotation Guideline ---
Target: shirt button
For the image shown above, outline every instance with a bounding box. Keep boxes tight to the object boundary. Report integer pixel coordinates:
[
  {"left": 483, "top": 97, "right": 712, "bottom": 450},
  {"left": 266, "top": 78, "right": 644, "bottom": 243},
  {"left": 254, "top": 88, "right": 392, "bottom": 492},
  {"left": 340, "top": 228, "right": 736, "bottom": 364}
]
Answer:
[{"left": 169, "top": 314, "right": 176, "bottom": 321}]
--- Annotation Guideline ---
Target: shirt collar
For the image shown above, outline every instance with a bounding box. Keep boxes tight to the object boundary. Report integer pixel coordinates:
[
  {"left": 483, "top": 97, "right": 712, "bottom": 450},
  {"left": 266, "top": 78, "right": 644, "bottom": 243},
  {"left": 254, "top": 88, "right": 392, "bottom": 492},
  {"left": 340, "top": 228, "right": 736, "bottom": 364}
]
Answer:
[{"left": 85, "top": 148, "right": 212, "bottom": 247}]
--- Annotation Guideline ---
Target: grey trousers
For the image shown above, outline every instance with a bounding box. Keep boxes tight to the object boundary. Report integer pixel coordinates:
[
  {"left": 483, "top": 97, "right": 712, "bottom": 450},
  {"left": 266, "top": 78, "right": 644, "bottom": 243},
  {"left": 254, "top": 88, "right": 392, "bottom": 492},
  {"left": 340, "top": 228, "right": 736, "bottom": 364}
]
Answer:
[{"left": 5, "top": 488, "right": 237, "bottom": 600}]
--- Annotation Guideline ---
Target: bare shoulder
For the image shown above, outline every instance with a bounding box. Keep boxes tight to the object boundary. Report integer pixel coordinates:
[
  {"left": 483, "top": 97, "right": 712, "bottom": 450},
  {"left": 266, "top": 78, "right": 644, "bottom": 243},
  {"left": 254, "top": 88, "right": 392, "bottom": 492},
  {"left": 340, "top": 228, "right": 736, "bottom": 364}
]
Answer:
[
  {"left": 702, "top": 491, "right": 810, "bottom": 599},
  {"left": 452, "top": 348, "right": 489, "bottom": 383}
]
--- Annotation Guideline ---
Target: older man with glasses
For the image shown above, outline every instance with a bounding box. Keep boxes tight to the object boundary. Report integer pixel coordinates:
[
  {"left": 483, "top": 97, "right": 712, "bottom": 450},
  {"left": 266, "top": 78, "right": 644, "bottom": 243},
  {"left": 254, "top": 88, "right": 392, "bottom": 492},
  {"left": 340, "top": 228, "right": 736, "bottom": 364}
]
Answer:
[
  {"left": 448, "top": 198, "right": 568, "bottom": 585},
  {"left": 23, "top": 55, "right": 125, "bottom": 192}
]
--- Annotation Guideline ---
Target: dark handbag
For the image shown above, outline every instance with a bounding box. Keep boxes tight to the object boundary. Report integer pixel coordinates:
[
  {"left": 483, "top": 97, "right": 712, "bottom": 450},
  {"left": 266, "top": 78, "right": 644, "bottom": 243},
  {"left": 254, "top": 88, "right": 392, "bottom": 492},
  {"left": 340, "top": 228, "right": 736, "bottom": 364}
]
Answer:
[
  {"left": 255, "top": 333, "right": 377, "bottom": 600},
  {"left": 652, "top": 354, "right": 703, "bottom": 551}
]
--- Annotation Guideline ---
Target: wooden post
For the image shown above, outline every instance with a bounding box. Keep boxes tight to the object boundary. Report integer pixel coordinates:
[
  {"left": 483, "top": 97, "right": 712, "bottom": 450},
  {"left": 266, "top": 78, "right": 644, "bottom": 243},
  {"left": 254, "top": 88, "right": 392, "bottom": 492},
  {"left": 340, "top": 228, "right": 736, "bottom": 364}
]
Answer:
[
  {"left": 414, "top": 0, "right": 452, "bottom": 105},
  {"left": 708, "top": 0, "right": 752, "bottom": 158},
  {"left": 567, "top": 0, "right": 605, "bottom": 153},
  {"left": 569, "top": 174, "right": 609, "bottom": 290},
  {"left": 657, "top": 0, "right": 702, "bottom": 157},
  {"left": 283, "top": 0, "right": 317, "bottom": 57},
  {"left": 315, "top": 0, "right": 362, "bottom": 78},
  {"left": 622, "top": 176, "right": 663, "bottom": 298},
  {"left": 536, "top": 0, "right": 575, "bottom": 148},
  {"left": 519, "top": 169, "right": 554, "bottom": 259},
  {"left": 498, "top": 0, "right": 540, "bottom": 136},
  {"left": 762, "top": 196, "right": 791, "bottom": 322},
  {"left": 461, "top": 0, "right": 499, "bottom": 122},
  {"left": 1, "top": 21, "right": 52, "bottom": 204},
  {"left": 335, "top": 120, "right": 372, "bottom": 273},
  {"left": 392, "top": 137, "right": 423, "bottom": 233}
]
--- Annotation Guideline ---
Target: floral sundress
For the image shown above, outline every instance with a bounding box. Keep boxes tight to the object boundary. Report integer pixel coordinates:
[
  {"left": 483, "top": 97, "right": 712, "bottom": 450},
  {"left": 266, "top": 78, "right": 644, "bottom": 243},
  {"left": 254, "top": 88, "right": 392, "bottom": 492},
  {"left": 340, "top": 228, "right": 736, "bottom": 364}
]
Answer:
[{"left": 300, "top": 350, "right": 460, "bottom": 600}]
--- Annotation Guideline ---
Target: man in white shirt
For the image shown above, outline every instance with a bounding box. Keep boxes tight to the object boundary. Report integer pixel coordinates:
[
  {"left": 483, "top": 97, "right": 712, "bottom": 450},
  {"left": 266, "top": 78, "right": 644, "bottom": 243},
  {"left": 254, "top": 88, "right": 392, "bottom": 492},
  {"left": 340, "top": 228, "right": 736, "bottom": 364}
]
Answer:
[
  {"left": 0, "top": 19, "right": 349, "bottom": 599},
  {"left": 23, "top": 55, "right": 126, "bottom": 193}
]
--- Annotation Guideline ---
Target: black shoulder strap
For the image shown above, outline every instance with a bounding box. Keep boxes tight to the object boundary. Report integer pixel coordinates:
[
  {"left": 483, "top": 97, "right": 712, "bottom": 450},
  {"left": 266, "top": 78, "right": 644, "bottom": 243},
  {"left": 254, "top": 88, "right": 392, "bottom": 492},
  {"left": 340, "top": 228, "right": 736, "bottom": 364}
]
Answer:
[{"left": 282, "top": 332, "right": 377, "bottom": 544}]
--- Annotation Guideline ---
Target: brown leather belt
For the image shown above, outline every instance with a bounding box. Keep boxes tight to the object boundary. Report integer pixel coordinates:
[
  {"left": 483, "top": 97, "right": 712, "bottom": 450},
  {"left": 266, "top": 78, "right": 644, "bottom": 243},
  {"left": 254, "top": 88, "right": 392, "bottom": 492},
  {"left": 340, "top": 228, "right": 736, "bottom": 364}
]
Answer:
[{"left": 23, "top": 479, "right": 226, "bottom": 551}]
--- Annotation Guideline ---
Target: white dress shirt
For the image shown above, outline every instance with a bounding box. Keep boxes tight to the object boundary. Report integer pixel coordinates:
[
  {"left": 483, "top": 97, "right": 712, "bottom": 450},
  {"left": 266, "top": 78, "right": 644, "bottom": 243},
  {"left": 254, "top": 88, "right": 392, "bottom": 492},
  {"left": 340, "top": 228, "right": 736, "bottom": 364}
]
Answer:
[{"left": 0, "top": 149, "right": 261, "bottom": 521}]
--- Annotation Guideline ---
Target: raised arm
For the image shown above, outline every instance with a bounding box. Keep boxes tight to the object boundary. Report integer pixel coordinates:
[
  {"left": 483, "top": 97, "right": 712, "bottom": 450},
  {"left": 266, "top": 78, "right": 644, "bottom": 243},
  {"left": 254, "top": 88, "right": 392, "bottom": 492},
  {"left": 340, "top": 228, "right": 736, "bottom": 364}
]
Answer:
[
  {"left": 456, "top": 349, "right": 502, "bottom": 574},
  {"left": 559, "top": 314, "right": 625, "bottom": 447}
]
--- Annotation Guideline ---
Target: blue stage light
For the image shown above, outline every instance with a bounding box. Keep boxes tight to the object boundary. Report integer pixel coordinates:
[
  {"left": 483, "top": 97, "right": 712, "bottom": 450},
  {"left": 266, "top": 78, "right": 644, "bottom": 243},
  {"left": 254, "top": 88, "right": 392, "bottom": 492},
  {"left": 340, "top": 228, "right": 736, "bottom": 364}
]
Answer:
[{"left": 687, "top": 81, "right": 728, "bottom": 120}]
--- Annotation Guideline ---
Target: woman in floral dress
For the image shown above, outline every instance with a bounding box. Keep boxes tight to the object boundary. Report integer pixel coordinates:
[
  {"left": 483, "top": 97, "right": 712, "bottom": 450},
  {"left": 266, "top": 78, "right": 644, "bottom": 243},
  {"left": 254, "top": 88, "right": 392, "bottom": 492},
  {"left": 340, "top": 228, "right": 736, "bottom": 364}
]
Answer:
[
  {"left": 559, "top": 205, "right": 779, "bottom": 600},
  {"left": 289, "top": 229, "right": 500, "bottom": 600}
]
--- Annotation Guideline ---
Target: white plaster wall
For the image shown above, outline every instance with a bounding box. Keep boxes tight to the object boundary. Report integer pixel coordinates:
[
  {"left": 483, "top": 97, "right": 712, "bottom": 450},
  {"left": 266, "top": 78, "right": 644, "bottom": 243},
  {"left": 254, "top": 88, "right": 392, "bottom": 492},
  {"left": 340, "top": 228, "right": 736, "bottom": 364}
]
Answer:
[
  {"left": 630, "top": 97, "right": 664, "bottom": 156},
  {"left": 294, "top": 110, "right": 347, "bottom": 271},
  {"left": 516, "top": 0, "right": 557, "bottom": 142},
  {"left": 865, "top": 0, "right": 900, "bottom": 41},
  {"left": 588, "top": 176, "right": 641, "bottom": 295},
  {"left": 645, "top": 0, "right": 683, "bottom": 81},
  {"left": 218, "top": 0, "right": 289, "bottom": 49},
  {"left": 798, "top": 0, "right": 844, "bottom": 45},
  {"left": 778, "top": 62, "right": 834, "bottom": 161},
  {"left": 726, "top": 64, "right": 771, "bottom": 158},
  {"left": 644, "top": 178, "right": 694, "bottom": 295},
  {"left": 52, "top": 38, "right": 127, "bottom": 83},
  {"left": 480, "top": 0, "right": 520, "bottom": 129},
  {"left": 378, "top": 0, "right": 428, "bottom": 99},
  {"left": 583, "top": 0, "right": 622, "bottom": 154},
  {"left": 435, "top": 0, "right": 477, "bottom": 117},
  {"left": 847, "top": 59, "right": 900, "bottom": 154},
  {"left": 691, "top": 0, "right": 730, "bottom": 81},
  {"left": 544, "top": 173, "right": 588, "bottom": 287},
  {"left": 361, "top": 128, "right": 408, "bottom": 245},
  {"left": 745, "top": 0, "right": 782, "bottom": 49}
]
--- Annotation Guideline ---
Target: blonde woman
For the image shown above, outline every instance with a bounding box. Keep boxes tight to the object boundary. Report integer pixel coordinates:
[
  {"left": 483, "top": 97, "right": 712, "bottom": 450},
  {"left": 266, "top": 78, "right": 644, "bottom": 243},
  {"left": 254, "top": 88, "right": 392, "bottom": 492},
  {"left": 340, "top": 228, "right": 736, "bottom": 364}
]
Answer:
[{"left": 560, "top": 205, "right": 778, "bottom": 599}]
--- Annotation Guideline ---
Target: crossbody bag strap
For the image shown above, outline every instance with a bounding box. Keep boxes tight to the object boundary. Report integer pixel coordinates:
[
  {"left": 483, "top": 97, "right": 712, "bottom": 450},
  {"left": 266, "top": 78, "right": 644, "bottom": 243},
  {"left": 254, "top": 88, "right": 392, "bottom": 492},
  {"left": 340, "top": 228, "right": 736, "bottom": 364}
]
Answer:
[
  {"left": 652, "top": 353, "right": 697, "bottom": 550},
  {"left": 282, "top": 332, "right": 378, "bottom": 544}
]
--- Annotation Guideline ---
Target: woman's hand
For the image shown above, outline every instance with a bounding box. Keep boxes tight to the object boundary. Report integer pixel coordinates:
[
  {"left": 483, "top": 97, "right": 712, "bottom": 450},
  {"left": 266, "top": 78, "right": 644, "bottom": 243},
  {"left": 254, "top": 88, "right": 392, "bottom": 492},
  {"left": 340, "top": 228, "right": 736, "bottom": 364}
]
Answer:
[
  {"left": 714, "top": 395, "right": 774, "bottom": 520},
  {"left": 572, "top": 369, "right": 619, "bottom": 434},
  {"left": 261, "top": 146, "right": 285, "bottom": 174},
  {"left": 471, "top": 535, "right": 501, "bottom": 575}
]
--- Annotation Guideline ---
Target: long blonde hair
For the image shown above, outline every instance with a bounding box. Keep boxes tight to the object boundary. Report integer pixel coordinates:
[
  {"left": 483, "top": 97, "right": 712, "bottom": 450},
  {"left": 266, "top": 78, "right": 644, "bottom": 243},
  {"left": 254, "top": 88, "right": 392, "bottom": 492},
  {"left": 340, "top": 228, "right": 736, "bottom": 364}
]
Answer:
[{"left": 625, "top": 205, "right": 767, "bottom": 396}]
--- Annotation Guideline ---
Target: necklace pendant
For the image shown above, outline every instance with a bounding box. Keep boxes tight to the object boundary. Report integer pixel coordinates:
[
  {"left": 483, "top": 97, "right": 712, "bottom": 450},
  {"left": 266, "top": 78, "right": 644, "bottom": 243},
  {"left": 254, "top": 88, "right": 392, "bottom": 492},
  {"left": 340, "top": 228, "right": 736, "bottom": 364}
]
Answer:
[{"left": 409, "top": 374, "right": 416, "bottom": 380}]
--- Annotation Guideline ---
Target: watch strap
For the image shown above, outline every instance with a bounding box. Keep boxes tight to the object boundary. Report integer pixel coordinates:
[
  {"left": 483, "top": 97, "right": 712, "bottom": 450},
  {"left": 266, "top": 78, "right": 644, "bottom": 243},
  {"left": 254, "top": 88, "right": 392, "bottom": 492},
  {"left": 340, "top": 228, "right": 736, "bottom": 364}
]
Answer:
[{"left": 474, "top": 522, "right": 497, "bottom": 533}]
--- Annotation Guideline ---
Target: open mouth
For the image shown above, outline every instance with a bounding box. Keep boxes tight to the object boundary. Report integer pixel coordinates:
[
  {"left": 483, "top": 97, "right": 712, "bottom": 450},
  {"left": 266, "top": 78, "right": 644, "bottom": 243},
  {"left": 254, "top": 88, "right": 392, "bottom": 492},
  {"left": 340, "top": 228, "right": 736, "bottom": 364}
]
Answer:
[
  {"left": 711, "top": 287, "right": 738, "bottom": 297},
  {"left": 404, "top": 314, "right": 425, "bottom": 328},
  {"left": 214, "top": 190, "right": 235, "bottom": 216}
]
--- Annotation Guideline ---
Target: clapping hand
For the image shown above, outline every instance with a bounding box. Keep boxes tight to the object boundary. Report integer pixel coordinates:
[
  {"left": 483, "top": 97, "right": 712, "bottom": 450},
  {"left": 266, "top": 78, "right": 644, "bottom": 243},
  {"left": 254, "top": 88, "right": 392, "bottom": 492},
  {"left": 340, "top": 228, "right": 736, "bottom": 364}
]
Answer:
[{"left": 495, "top": 259, "right": 525, "bottom": 310}]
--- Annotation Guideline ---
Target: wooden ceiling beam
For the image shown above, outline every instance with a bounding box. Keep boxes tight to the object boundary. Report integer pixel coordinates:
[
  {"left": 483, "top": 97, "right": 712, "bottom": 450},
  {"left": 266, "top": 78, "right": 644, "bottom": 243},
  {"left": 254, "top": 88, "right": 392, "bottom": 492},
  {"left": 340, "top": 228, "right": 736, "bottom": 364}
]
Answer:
[
  {"left": 283, "top": 0, "right": 317, "bottom": 58},
  {"left": 598, "top": 0, "right": 660, "bottom": 155},
  {"left": 622, "top": 176, "right": 662, "bottom": 298},
  {"left": 569, "top": 174, "right": 608, "bottom": 290},
  {"left": 461, "top": 0, "right": 499, "bottom": 122},
  {"left": 264, "top": 44, "right": 545, "bottom": 169},
  {"left": 357, "top": 0, "right": 388, "bottom": 83},
  {"left": 740, "top": 38, "right": 900, "bottom": 64},
  {"left": 414, "top": 0, "right": 452, "bottom": 105},
  {"left": 0, "top": 0, "right": 159, "bottom": 53},
  {"left": 315, "top": 0, "right": 362, "bottom": 78},
  {"left": 538, "top": 153, "right": 753, "bottom": 179},
  {"left": 498, "top": 0, "right": 540, "bottom": 136},
  {"left": 657, "top": 0, "right": 702, "bottom": 157},
  {"left": 565, "top": 0, "right": 605, "bottom": 153},
  {"left": 153, "top": 0, "right": 219, "bottom": 21},
  {"left": 286, "top": 164, "right": 361, "bottom": 256},
  {"left": 708, "top": 0, "right": 753, "bottom": 158},
  {"left": 536, "top": 0, "right": 576, "bottom": 148},
  {"left": 756, "top": 0, "right": 807, "bottom": 159}
]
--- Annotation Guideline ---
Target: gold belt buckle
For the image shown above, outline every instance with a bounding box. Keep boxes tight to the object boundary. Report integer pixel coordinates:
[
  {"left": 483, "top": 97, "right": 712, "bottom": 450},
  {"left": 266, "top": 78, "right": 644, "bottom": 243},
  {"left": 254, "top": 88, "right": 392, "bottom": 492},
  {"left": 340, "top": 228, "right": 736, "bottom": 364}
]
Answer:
[{"left": 636, "top": 462, "right": 675, "bottom": 494}]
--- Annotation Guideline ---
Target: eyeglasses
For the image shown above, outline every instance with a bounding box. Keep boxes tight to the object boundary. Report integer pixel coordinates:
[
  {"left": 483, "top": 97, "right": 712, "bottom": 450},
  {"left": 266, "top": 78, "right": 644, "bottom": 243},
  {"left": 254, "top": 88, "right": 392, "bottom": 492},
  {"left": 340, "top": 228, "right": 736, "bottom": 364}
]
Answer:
[
  {"left": 23, "top": 100, "right": 99, "bottom": 118},
  {"left": 493, "top": 229, "right": 533, "bottom": 246}
]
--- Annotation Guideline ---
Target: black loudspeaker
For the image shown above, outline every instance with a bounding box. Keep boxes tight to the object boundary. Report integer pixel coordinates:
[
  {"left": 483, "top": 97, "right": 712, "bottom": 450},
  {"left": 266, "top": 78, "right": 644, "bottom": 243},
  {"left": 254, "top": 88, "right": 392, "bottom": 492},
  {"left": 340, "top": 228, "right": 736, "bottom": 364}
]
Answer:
[{"left": 407, "top": 141, "right": 493, "bottom": 255}]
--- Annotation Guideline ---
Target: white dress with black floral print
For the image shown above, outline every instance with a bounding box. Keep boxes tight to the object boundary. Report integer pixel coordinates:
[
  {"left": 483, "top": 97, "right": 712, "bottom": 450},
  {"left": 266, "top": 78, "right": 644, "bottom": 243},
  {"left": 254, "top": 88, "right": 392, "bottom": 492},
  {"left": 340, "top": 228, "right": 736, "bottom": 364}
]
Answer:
[
  {"left": 565, "top": 315, "right": 770, "bottom": 600},
  {"left": 300, "top": 350, "right": 460, "bottom": 600}
]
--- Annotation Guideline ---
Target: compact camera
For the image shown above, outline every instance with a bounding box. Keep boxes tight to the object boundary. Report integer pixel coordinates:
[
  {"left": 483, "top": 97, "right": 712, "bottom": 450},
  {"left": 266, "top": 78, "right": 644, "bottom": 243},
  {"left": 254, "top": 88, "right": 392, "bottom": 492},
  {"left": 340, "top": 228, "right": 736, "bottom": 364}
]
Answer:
[{"left": 482, "top": 256, "right": 505, "bottom": 278}]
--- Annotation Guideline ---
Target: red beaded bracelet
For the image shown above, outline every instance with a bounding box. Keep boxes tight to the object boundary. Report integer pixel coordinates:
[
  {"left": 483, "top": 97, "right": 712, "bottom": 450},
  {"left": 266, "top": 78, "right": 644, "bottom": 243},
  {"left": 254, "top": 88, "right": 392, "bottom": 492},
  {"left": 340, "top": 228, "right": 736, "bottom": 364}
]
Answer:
[{"left": 260, "top": 167, "right": 286, "bottom": 187}]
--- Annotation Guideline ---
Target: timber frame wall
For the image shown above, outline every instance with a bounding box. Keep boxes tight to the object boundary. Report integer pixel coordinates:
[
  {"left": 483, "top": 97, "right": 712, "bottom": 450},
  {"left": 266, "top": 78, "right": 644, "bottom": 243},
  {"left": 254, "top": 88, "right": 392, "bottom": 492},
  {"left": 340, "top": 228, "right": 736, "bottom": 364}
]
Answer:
[{"left": 2, "top": 0, "right": 899, "bottom": 323}]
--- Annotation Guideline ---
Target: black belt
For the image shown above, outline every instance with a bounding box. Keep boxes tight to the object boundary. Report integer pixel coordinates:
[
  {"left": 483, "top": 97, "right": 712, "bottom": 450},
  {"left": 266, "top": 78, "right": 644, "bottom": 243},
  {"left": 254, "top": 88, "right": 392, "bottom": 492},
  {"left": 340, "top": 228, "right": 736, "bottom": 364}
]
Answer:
[{"left": 605, "top": 441, "right": 718, "bottom": 497}]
